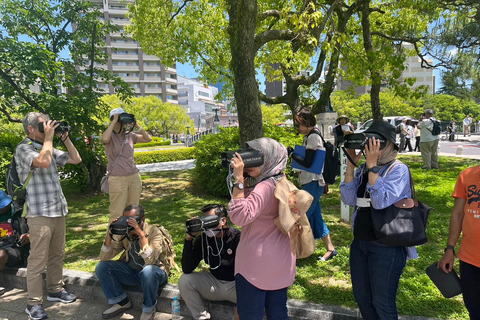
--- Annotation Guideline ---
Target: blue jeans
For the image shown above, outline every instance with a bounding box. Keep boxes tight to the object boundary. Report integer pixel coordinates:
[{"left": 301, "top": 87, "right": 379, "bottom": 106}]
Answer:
[
  {"left": 235, "top": 273, "right": 289, "bottom": 320},
  {"left": 350, "top": 239, "right": 406, "bottom": 320},
  {"left": 95, "top": 261, "right": 168, "bottom": 313},
  {"left": 302, "top": 181, "right": 329, "bottom": 239}
]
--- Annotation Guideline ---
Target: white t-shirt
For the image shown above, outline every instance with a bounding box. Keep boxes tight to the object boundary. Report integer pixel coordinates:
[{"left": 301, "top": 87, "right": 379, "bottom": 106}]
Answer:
[{"left": 298, "top": 131, "right": 325, "bottom": 186}]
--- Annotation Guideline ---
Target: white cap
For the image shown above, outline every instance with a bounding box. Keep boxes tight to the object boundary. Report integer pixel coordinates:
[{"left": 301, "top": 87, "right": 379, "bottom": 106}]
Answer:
[{"left": 110, "top": 108, "right": 126, "bottom": 118}]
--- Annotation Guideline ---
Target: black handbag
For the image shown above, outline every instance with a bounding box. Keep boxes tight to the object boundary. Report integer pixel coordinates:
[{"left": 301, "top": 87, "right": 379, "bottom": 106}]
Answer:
[{"left": 371, "top": 167, "right": 431, "bottom": 247}]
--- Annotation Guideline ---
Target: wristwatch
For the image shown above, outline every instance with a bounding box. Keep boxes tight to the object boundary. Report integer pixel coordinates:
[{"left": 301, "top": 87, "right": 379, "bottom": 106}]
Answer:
[
  {"left": 233, "top": 182, "right": 244, "bottom": 190},
  {"left": 367, "top": 166, "right": 380, "bottom": 174},
  {"left": 444, "top": 245, "right": 455, "bottom": 254}
]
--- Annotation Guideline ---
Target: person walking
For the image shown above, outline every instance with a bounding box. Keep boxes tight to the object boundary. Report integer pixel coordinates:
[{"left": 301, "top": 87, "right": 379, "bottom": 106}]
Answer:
[
  {"left": 413, "top": 125, "right": 421, "bottom": 152},
  {"left": 417, "top": 109, "right": 439, "bottom": 170},
  {"left": 404, "top": 122, "right": 414, "bottom": 152},
  {"left": 398, "top": 117, "right": 409, "bottom": 153},
  {"left": 463, "top": 115, "right": 472, "bottom": 137}
]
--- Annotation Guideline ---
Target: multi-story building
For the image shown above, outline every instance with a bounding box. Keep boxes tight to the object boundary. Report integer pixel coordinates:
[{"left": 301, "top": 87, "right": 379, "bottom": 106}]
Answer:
[{"left": 79, "top": 0, "right": 178, "bottom": 103}]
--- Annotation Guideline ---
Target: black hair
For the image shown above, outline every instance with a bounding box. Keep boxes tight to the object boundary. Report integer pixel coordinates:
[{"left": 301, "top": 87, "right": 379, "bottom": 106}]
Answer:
[
  {"left": 296, "top": 108, "right": 317, "bottom": 127},
  {"left": 201, "top": 204, "right": 227, "bottom": 219},
  {"left": 124, "top": 204, "right": 145, "bottom": 219}
]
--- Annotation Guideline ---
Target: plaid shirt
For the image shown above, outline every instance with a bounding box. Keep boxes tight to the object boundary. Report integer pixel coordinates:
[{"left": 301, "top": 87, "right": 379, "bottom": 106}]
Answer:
[{"left": 15, "top": 138, "right": 69, "bottom": 218}]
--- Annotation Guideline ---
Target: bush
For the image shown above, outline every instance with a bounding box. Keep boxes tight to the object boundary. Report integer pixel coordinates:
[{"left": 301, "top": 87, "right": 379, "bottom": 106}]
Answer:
[
  {"left": 193, "top": 125, "right": 302, "bottom": 198},
  {"left": 0, "top": 124, "right": 25, "bottom": 189},
  {"left": 134, "top": 147, "right": 195, "bottom": 165},
  {"left": 135, "top": 137, "right": 171, "bottom": 148}
]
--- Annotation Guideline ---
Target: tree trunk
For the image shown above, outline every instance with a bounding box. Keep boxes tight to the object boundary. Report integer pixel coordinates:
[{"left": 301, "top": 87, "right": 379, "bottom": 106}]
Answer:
[{"left": 227, "top": 0, "right": 263, "bottom": 145}]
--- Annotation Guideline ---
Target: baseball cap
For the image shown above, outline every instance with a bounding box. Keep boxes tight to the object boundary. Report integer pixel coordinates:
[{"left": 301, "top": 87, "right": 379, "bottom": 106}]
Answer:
[{"left": 109, "top": 108, "right": 126, "bottom": 118}]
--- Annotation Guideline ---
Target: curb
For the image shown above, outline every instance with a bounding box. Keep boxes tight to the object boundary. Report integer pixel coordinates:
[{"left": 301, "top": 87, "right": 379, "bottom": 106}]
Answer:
[{"left": 0, "top": 268, "right": 443, "bottom": 320}]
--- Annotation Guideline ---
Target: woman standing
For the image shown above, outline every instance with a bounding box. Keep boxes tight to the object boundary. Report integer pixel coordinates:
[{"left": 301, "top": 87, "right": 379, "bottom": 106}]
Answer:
[
  {"left": 102, "top": 108, "right": 152, "bottom": 223},
  {"left": 291, "top": 109, "right": 336, "bottom": 261},
  {"left": 229, "top": 138, "right": 294, "bottom": 320},
  {"left": 340, "top": 121, "right": 416, "bottom": 320}
]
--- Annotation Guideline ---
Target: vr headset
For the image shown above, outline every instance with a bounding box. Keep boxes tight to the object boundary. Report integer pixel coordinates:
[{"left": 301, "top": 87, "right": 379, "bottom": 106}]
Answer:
[
  {"left": 110, "top": 113, "right": 136, "bottom": 124},
  {"left": 109, "top": 216, "right": 141, "bottom": 236},
  {"left": 38, "top": 121, "right": 70, "bottom": 134},
  {"left": 344, "top": 133, "right": 387, "bottom": 150},
  {"left": 186, "top": 215, "right": 220, "bottom": 233},
  {"left": 221, "top": 148, "right": 264, "bottom": 168}
]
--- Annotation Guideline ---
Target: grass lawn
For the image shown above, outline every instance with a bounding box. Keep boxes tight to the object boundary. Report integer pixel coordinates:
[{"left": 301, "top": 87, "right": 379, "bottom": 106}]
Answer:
[{"left": 62, "top": 155, "right": 479, "bottom": 319}]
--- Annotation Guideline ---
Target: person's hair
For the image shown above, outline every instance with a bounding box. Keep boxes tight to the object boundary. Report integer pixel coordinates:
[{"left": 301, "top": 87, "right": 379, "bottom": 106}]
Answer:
[
  {"left": 201, "top": 203, "right": 227, "bottom": 219},
  {"left": 124, "top": 204, "right": 145, "bottom": 219},
  {"left": 22, "top": 112, "right": 50, "bottom": 135},
  {"left": 424, "top": 109, "right": 434, "bottom": 116},
  {"left": 296, "top": 108, "right": 317, "bottom": 127}
]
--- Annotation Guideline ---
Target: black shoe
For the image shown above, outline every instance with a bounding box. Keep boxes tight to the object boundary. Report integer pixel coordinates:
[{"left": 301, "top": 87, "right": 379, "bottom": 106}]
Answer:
[
  {"left": 319, "top": 249, "right": 338, "bottom": 261},
  {"left": 25, "top": 304, "right": 48, "bottom": 320}
]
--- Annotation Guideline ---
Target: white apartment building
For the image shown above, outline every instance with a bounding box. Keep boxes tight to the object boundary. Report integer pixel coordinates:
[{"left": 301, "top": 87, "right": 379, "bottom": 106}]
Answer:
[
  {"left": 80, "top": 0, "right": 178, "bottom": 103},
  {"left": 177, "top": 76, "right": 228, "bottom": 132}
]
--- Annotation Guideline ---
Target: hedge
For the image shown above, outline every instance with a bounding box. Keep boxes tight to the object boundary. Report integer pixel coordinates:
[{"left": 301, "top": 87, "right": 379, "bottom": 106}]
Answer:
[
  {"left": 135, "top": 137, "right": 171, "bottom": 148},
  {"left": 134, "top": 147, "right": 195, "bottom": 165}
]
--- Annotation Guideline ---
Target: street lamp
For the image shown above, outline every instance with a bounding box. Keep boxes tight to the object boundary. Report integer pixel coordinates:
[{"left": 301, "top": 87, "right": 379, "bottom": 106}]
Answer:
[
  {"left": 185, "top": 124, "right": 191, "bottom": 147},
  {"left": 186, "top": 124, "right": 190, "bottom": 135},
  {"left": 213, "top": 106, "right": 220, "bottom": 122}
]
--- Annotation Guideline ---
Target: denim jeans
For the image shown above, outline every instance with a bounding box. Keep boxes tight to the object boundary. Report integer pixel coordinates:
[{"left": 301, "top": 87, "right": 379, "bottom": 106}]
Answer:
[
  {"left": 302, "top": 181, "right": 328, "bottom": 239},
  {"left": 350, "top": 239, "right": 406, "bottom": 320},
  {"left": 95, "top": 261, "right": 168, "bottom": 313},
  {"left": 235, "top": 273, "right": 289, "bottom": 320},
  {"left": 460, "top": 260, "right": 480, "bottom": 320}
]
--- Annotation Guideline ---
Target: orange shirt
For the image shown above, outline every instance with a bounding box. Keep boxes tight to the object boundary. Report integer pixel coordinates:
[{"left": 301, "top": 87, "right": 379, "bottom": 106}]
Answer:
[{"left": 453, "top": 165, "right": 480, "bottom": 268}]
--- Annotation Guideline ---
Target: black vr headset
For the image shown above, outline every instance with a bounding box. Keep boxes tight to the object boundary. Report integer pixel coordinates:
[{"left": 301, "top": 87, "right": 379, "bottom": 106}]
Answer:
[
  {"left": 117, "top": 113, "right": 136, "bottom": 124},
  {"left": 344, "top": 133, "right": 387, "bottom": 151},
  {"left": 109, "top": 216, "right": 142, "bottom": 239},
  {"left": 221, "top": 148, "right": 264, "bottom": 168},
  {"left": 38, "top": 121, "right": 70, "bottom": 134},
  {"left": 186, "top": 215, "right": 220, "bottom": 233}
]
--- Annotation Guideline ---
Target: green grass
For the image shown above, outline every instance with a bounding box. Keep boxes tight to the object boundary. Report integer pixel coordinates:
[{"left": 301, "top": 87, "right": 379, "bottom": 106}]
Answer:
[{"left": 62, "top": 156, "right": 479, "bottom": 319}]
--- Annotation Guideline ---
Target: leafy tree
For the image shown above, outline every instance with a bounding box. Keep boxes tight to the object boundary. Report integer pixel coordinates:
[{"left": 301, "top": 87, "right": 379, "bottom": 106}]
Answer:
[
  {"left": 261, "top": 104, "right": 288, "bottom": 125},
  {"left": 100, "top": 95, "right": 195, "bottom": 138},
  {"left": 0, "top": 0, "right": 133, "bottom": 191}
]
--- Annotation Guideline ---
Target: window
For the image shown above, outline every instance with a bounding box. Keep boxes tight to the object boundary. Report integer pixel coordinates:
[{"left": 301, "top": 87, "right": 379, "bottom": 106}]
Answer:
[
  {"left": 166, "top": 73, "right": 177, "bottom": 79},
  {"left": 166, "top": 84, "right": 177, "bottom": 90},
  {"left": 178, "top": 92, "right": 188, "bottom": 97},
  {"left": 198, "top": 91, "right": 210, "bottom": 98},
  {"left": 167, "top": 95, "right": 178, "bottom": 100},
  {"left": 145, "top": 84, "right": 160, "bottom": 88}
]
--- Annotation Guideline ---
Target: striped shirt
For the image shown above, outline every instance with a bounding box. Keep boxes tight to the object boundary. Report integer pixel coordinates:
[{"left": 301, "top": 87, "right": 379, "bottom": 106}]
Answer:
[{"left": 15, "top": 138, "right": 69, "bottom": 218}]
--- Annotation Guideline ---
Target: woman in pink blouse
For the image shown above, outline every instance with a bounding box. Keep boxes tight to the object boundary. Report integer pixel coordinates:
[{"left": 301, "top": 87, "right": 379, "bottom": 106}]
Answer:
[{"left": 229, "top": 137, "right": 294, "bottom": 320}]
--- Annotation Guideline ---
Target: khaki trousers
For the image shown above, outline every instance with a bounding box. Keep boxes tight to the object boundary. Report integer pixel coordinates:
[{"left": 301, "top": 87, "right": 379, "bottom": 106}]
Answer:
[
  {"left": 27, "top": 216, "right": 66, "bottom": 305},
  {"left": 420, "top": 139, "right": 439, "bottom": 169},
  {"left": 178, "top": 271, "right": 237, "bottom": 320},
  {"left": 108, "top": 172, "right": 142, "bottom": 223}
]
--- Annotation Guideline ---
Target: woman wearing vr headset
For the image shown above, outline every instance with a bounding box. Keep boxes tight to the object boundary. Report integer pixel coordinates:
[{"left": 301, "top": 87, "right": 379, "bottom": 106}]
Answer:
[
  {"left": 228, "top": 137, "right": 293, "bottom": 320},
  {"left": 340, "top": 121, "right": 417, "bottom": 320},
  {"left": 102, "top": 108, "right": 152, "bottom": 223}
]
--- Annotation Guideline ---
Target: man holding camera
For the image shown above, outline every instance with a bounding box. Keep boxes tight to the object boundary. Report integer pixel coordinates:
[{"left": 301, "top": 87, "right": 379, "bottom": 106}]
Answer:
[
  {"left": 417, "top": 109, "right": 440, "bottom": 170},
  {"left": 95, "top": 204, "right": 169, "bottom": 320},
  {"left": 16, "top": 112, "right": 82, "bottom": 320},
  {"left": 179, "top": 204, "right": 241, "bottom": 320},
  {"left": 102, "top": 108, "right": 152, "bottom": 223}
]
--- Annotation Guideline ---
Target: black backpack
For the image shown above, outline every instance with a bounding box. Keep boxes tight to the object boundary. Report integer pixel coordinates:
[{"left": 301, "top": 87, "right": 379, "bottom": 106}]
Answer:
[
  {"left": 428, "top": 119, "right": 441, "bottom": 136},
  {"left": 308, "top": 129, "right": 340, "bottom": 184},
  {"left": 395, "top": 124, "right": 402, "bottom": 134},
  {"left": 6, "top": 140, "right": 33, "bottom": 206}
]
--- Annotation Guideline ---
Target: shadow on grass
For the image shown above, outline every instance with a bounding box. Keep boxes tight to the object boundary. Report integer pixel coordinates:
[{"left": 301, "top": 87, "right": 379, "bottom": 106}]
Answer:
[{"left": 62, "top": 157, "right": 479, "bottom": 319}]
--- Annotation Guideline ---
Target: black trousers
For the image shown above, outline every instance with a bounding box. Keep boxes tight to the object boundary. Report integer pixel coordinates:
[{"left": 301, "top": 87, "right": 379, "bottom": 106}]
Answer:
[{"left": 460, "top": 260, "right": 480, "bottom": 320}]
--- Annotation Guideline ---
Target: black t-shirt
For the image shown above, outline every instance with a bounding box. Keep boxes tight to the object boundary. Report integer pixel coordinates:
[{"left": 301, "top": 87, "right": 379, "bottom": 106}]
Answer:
[
  {"left": 181, "top": 226, "right": 241, "bottom": 281},
  {"left": 353, "top": 170, "right": 377, "bottom": 241}
]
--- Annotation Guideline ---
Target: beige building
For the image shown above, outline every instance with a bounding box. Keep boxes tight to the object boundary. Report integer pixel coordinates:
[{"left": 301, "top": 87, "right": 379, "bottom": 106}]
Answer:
[{"left": 79, "top": 0, "right": 178, "bottom": 103}]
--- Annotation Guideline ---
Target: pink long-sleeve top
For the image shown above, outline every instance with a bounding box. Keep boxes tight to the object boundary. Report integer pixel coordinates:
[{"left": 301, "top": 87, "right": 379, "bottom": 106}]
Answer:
[{"left": 228, "top": 178, "right": 296, "bottom": 290}]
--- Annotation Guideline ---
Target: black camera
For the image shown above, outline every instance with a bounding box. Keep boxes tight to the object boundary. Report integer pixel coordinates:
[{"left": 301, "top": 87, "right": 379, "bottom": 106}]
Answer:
[
  {"left": 186, "top": 215, "right": 220, "bottom": 233},
  {"left": 117, "top": 113, "right": 136, "bottom": 124},
  {"left": 344, "top": 133, "right": 387, "bottom": 150},
  {"left": 109, "top": 216, "right": 141, "bottom": 236},
  {"left": 38, "top": 121, "right": 70, "bottom": 134},
  {"left": 221, "top": 148, "right": 264, "bottom": 168}
]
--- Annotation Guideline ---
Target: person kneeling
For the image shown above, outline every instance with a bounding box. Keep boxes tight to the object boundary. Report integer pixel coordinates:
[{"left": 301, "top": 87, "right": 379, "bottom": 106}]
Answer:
[
  {"left": 96, "top": 204, "right": 170, "bottom": 320},
  {"left": 179, "top": 204, "right": 241, "bottom": 320}
]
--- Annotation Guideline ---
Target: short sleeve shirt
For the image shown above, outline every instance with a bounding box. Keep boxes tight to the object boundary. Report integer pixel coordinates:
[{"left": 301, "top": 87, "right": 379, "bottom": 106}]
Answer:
[
  {"left": 15, "top": 138, "right": 69, "bottom": 218},
  {"left": 452, "top": 165, "right": 480, "bottom": 268},
  {"left": 298, "top": 130, "right": 325, "bottom": 186},
  {"left": 104, "top": 132, "right": 139, "bottom": 176}
]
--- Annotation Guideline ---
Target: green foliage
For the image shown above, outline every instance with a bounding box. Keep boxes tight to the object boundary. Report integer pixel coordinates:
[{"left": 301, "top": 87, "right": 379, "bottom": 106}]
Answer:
[
  {"left": 0, "top": 122, "right": 25, "bottom": 189},
  {"left": 135, "top": 137, "right": 171, "bottom": 148},
  {"left": 261, "top": 104, "right": 288, "bottom": 125},
  {"left": 193, "top": 125, "right": 302, "bottom": 197},
  {"left": 134, "top": 148, "right": 195, "bottom": 165}
]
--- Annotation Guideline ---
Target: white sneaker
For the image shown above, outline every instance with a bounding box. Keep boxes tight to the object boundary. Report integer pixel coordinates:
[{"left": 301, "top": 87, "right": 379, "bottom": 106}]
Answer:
[
  {"left": 199, "top": 311, "right": 211, "bottom": 320},
  {"left": 140, "top": 310, "right": 155, "bottom": 320},
  {"left": 0, "top": 286, "right": 5, "bottom": 296}
]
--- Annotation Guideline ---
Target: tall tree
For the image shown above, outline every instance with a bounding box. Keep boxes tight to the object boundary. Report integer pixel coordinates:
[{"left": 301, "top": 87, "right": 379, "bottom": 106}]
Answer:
[{"left": 0, "top": 0, "right": 132, "bottom": 191}]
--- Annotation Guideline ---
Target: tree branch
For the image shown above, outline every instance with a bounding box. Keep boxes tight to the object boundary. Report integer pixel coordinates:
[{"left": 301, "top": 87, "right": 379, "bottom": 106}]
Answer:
[
  {"left": 0, "top": 103, "right": 22, "bottom": 123},
  {"left": 254, "top": 29, "right": 296, "bottom": 51},
  {"left": 0, "top": 68, "right": 46, "bottom": 113},
  {"left": 167, "top": 0, "right": 194, "bottom": 27},
  {"left": 258, "top": 10, "right": 282, "bottom": 22}
]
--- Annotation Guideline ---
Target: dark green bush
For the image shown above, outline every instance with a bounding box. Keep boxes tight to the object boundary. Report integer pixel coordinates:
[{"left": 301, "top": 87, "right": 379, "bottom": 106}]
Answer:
[
  {"left": 135, "top": 137, "right": 171, "bottom": 148},
  {"left": 134, "top": 147, "right": 195, "bottom": 164},
  {"left": 193, "top": 125, "right": 302, "bottom": 198},
  {"left": 0, "top": 124, "right": 25, "bottom": 189}
]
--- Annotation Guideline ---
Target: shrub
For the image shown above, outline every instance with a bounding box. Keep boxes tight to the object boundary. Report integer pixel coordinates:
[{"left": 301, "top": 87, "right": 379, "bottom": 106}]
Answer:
[
  {"left": 193, "top": 125, "right": 302, "bottom": 198},
  {"left": 0, "top": 124, "right": 25, "bottom": 189},
  {"left": 134, "top": 147, "right": 195, "bottom": 165},
  {"left": 135, "top": 137, "right": 171, "bottom": 148}
]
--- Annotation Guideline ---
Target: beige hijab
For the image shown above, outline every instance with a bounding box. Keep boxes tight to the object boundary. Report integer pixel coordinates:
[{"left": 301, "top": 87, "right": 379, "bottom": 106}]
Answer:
[{"left": 377, "top": 141, "right": 397, "bottom": 167}]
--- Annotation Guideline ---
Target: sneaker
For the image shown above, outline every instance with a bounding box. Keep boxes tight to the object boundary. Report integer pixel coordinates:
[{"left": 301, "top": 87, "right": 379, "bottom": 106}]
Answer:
[
  {"left": 46, "top": 289, "right": 76, "bottom": 303},
  {"left": 319, "top": 249, "right": 338, "bottom": 262},
  {"left": 25, "top": 304, "right": 48, "bottom": 320},
  {"left": 140, "top": 310, "right": 156, "bottom": 320},
  {"left": 199, "top": 311, "right": 212, "bottom": 319},
  {"left": 102, "top": 300, "right": 132, "bottom": 319},
  {"left": 0, "top": 286, "right": 5, "bottom": 296}
]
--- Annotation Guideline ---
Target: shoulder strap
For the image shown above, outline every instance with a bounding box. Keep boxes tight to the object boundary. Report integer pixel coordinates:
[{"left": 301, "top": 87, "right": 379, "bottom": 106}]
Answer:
[
  {"left": 14, "top": 140, "right": 34, "bottom": 190},
  {"left": 106, "top": 140, "right": 127, "bottom": 177},
  {"left": 381, "top": 160, "right": 417, "bottom": 201}
]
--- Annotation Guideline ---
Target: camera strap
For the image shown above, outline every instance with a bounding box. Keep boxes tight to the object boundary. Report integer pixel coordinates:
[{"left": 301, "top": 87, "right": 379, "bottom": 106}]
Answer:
[
  {"left": 342, "top": 146, "right": 364, "bottom": 167},
  {"left": 105, "top": 140, "right": 127, "bottom": 178}
]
